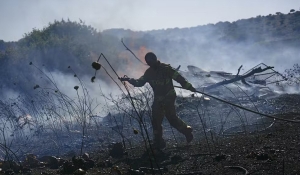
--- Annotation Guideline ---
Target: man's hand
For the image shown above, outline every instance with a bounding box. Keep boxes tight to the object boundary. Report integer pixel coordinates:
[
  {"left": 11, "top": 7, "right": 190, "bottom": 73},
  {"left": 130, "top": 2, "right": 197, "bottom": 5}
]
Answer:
[
  {"left": 128, "top": 78, "right": 136, "bottom": 85},
  {"left": 119, "top": 77, "right": 135, "bottom": 85},
  {"left": 119, "top": 77, "right": 130, "bottom": 82},
  {"left": 188, "top": 86, "right": 197, "bottom": 92},
  {"left": 185, "top": 84, "right": 196, "bottom": 92},
  {"left": 184, "top": 83, "right": 196, "bottom": 92}
]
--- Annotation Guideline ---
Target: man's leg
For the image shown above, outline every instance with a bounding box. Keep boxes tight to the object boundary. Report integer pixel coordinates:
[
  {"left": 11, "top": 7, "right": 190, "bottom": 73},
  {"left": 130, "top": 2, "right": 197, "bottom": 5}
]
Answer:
[
  {"left": 164, "top": 98, "right": 193, "bottom": 143},
  {"left": 151, "top": 101, "right": 166, "bottom": 149}
]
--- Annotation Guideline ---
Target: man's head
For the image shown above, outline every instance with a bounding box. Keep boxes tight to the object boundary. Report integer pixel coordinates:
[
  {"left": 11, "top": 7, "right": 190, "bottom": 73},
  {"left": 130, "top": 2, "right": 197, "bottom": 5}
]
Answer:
[{"left": 145, "top": 52, "right": 158, "bottom": 67}]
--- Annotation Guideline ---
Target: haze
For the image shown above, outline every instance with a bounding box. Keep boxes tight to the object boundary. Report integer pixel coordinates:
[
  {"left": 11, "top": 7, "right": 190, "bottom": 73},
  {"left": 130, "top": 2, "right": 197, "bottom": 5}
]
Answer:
[{"left": 0, "top": 0, "right": 299, "bottom": 41}]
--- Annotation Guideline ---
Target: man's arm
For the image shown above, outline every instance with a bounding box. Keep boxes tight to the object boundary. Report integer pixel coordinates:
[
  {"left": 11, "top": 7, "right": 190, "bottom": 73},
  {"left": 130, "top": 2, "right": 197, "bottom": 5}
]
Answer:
[
  {"left": 167, "top": 65, "right": 196, "bottom": 92},
  {"left": 128, "top": 75, "right": 147, "bottom": 87}
]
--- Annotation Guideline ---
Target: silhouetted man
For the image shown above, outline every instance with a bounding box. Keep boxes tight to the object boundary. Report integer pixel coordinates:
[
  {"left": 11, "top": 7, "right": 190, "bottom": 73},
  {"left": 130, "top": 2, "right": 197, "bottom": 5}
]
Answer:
[{"left": 123, "top": 52, "right": 196, "bottom": 149}]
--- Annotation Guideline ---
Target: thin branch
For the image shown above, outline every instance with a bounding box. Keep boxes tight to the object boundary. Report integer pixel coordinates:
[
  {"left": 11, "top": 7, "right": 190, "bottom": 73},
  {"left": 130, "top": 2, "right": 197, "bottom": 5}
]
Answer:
[
  {"left": 121, "top": 38, "right": 147, "bottom": 65},
  {"left": 236, "top": 65, "right": 243, "bottom": 77},
  {"left": 174, "top": 85, "right": 300, "bottom": 123}
]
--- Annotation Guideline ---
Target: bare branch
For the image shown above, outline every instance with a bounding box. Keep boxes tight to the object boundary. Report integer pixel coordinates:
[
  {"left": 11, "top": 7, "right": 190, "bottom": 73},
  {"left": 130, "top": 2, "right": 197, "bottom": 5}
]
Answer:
[
  {"left": 205, "top": 66, "right": 274, "bottom": 90},
  {"left": 121, "top": 38, "right": 147, "bottom": 66}
]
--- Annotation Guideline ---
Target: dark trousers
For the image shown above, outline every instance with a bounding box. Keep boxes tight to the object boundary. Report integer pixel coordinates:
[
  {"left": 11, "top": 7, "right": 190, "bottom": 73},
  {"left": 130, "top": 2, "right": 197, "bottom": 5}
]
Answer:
[{"left": 151, "top": 97, "right": 188, "bottom": 142}]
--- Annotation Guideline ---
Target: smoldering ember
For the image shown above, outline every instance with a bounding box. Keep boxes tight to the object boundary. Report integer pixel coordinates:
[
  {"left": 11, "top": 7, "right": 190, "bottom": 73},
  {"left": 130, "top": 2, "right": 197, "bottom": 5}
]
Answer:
[{"left": 1, "top": 10, "right": 300, "bottom": 175}]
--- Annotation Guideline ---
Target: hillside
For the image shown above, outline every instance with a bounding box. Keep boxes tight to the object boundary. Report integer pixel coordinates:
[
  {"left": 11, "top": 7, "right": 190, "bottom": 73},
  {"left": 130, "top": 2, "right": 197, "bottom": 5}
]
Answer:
[
  {"left": 1, "top": 10, "right": 300, "bottom": 98},
  {"left": 0, "top": 10, "right": 300, "bottom": 175},
  {"left": 103, "top": 10, "right": 300, "bottom": 43}
]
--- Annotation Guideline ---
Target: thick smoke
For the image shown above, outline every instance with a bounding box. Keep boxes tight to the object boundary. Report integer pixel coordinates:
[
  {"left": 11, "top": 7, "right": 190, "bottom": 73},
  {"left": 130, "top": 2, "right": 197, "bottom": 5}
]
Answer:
[{"left": 1, "top": 12, "right": 300, "bottom": 123}]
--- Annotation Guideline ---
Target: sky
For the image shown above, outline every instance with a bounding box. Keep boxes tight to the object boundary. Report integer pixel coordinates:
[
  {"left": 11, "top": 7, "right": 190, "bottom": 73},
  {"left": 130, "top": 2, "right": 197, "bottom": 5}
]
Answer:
[{"left": 0, "top": 0, "right": 299, "bottom": 41}]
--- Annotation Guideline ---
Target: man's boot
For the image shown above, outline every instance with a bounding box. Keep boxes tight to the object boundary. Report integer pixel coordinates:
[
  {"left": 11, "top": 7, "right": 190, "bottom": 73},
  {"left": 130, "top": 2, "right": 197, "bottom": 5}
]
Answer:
[
  {"left": 184, "top": 126, "right": 193, "bottom": 143},
  {"left": 153, "top": 138, "right": 166, "bottom": 149}
]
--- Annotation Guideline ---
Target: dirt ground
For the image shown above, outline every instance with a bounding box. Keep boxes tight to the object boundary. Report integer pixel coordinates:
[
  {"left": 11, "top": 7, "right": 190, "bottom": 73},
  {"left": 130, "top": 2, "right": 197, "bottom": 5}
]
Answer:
[
  {"left": 1, "top": 94, "right": 299, "bottom": 175},
  {"left": 27, "top": 113, "right": 300, "bottom": 175}
]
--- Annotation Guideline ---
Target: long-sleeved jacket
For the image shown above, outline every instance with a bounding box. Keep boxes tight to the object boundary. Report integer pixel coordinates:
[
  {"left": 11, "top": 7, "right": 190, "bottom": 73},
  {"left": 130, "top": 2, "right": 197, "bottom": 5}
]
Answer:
[{"left": 130, "top": 61, "right": 193, "bottom": 101}]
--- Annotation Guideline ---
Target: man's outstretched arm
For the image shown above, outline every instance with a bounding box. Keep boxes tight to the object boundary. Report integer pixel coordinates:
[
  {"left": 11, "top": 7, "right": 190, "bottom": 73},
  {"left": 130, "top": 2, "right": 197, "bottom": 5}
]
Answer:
[
  {"left": 167, "top": 66, "right": 196, "bottom": 92},
  {"left": 129, "top": 76, "right": 147, "bottom": 87}
]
